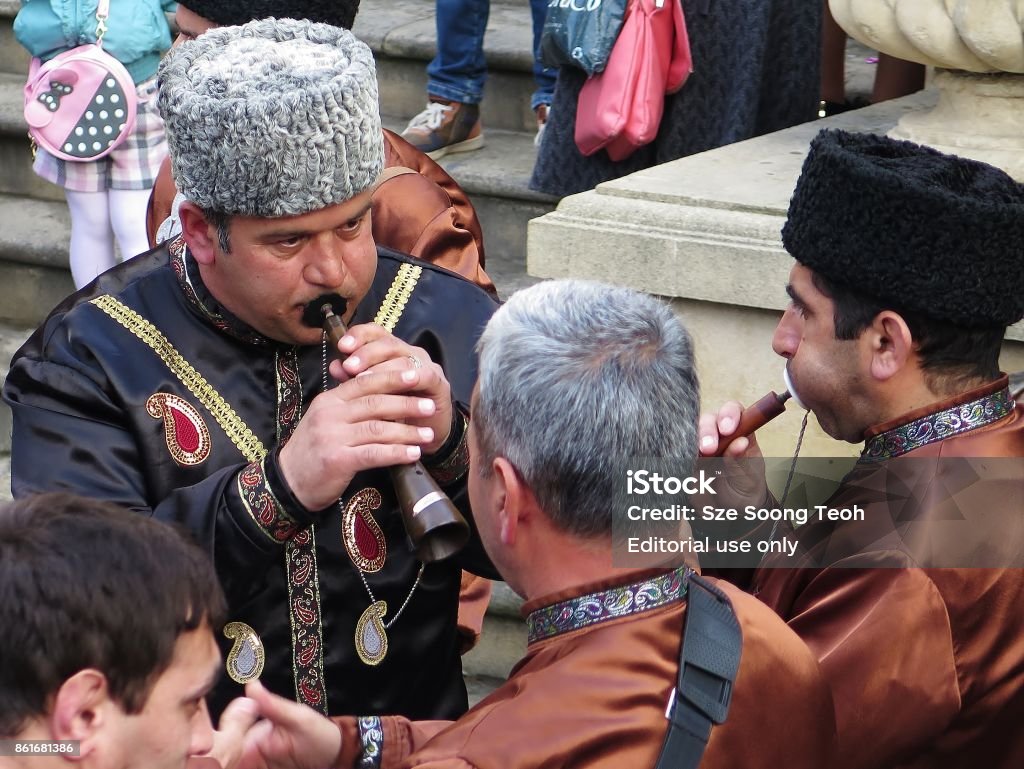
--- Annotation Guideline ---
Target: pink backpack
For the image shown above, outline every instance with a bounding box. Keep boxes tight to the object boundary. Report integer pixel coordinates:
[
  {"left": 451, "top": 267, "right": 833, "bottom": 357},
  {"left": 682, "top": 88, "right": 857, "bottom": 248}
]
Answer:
[{"left": 22, "top": 0, "right": 137, "bottom": 162}]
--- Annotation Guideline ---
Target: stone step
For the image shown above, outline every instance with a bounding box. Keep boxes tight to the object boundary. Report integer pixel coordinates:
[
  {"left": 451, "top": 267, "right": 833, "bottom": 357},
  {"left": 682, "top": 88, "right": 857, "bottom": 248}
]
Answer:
[
  {"left": 0, "top": 1, "right": 28, "bottom": 77},
  {"left": 0, "top": 193, "right": 74, "bottom": 327},
  {"left": 461, "top": 581, "right": 526, "bottom": 683},
  {"left": 357, "top": 0, "right": 541, "bottom": 133},
  {"left": 0, "top": 73, "right": 64, "bottom": 202},
  {"left": 0, "top": 107, "right": 542, "bottom": 327},
  {"left": 1, "top": 84, "right": 550, "bottom": 288}
]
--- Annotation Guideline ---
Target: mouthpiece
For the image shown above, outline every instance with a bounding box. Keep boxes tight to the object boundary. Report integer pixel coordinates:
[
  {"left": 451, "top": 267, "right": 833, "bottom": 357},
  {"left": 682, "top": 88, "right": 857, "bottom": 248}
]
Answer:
[{"left": 714, "top": 389, "right": 791, "bottom": 457}]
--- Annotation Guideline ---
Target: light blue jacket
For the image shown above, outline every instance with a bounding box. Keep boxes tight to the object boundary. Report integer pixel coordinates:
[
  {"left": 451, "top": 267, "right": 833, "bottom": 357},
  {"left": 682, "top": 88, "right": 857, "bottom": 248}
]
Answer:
[{"left": 14, "top": 0, "right": 177, "bottom": 84}]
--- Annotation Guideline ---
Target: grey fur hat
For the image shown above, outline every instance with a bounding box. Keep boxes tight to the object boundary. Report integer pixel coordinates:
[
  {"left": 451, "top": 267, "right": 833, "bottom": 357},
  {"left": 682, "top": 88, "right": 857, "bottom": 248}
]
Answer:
[{"left": 157, "top": 18, "right": 384, "bottom": 218}]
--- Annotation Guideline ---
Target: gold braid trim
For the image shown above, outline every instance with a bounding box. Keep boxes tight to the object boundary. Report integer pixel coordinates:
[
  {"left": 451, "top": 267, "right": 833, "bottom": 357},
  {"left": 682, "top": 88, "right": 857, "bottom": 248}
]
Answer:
[
  {"left": 372, "top": 264, "right": 422, "bottom": 332},
  {"left": 90, "top": 295, "right": 267, "bottom": 464}
]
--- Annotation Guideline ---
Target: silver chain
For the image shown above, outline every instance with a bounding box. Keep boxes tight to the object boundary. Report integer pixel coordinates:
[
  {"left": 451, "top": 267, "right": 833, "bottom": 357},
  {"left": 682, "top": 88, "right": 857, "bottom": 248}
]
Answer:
[
  {"left": 361, "top": 564, "right": 426, "bottom": 629},
  {"left": 322, "top": 334, "right": 424, "bottom": 629},
  {"left": 766, "top": 410, "right": 810, "bottom": 545},
  {"left": 780, "top": 410, "right": 809, "bottom": 506}
]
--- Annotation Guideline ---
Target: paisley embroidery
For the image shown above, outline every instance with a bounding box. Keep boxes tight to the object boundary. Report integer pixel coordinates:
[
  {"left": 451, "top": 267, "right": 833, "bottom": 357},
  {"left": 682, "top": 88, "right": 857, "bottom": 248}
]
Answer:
[
  {"left": 354, "top": 601, "right": 389, "bottom": 666},
  {"left": 287, "top": 526, "right": 328, "bottom": 713},
  {"left": 342, "top": 488, "right": 387, "bottom": 573},
  {"left": 357, "top": 716, "right": 384, "bottom": 768},
  {"left": 146, "top": 393, "right": 211, "bottom": 466},
  {"left": 527, "top": 567, "right": 690, "bottom": 644},
  {"left": 237, "top": 460, "right": 300, "bottom": 543},
  {"left": 223, "top": 622, "right": 265, "bottom": 683},
  {"left": 862, "top": 386, "right": 1014, "bottom": 461}
]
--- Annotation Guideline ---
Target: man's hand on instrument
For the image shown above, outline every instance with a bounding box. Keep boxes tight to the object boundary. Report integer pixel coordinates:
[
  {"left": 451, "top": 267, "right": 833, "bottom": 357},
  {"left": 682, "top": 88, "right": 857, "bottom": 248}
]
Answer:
[
  {"left": 697, "top": 401, "right": 769, "bottom": 510},
  {"left": 698, "top": 400, "right": 764, "bottom": 459},
  {"left": 331, "top": 323, "right": 454, "bottom": 453},
  {"left": 279, "top": 335, "right": 450, "bottom": 511}
]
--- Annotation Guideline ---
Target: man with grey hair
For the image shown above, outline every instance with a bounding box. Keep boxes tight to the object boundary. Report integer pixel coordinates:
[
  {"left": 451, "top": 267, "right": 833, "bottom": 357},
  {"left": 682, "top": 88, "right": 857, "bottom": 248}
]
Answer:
[
  {"left": 4, "top": 19, "right": 498, "bottom": 725},
  {"left": 211, "top": 280, "right": 837, "bottom": 769}
]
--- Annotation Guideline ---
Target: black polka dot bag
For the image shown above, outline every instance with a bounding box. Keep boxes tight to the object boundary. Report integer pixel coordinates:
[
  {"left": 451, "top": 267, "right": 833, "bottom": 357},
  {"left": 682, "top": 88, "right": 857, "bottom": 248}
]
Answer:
[{"left": 22, "top": 0, "right": 138, "bottom": 162}]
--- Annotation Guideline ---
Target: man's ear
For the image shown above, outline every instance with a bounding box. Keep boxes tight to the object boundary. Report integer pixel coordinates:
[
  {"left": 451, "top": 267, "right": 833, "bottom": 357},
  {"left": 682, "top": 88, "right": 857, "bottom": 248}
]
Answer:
[
  {"left": 867, "top": 310, "right": 915, "bottom": 382},
  {"left": 492, "top": 457, "right": 526, "bottom": 547},
  {"left": 50, "top": 669, "right": 118, "bottom": 761},
  {"left": 178, "top": 201, "right": 218, "bottom": 266}
]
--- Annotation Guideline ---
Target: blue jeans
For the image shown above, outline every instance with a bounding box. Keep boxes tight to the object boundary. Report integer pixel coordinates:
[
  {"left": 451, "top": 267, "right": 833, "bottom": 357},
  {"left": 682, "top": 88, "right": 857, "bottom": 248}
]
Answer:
[{"left": 426, "top": 0, "right": 557, "bottom": 110}]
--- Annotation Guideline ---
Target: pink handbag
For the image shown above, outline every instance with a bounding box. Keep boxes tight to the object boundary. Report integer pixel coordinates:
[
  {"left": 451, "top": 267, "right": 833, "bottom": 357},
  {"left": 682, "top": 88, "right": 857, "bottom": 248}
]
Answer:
[
  {"left": 574, "top": 0, "right": 691, "bottom": 161},
  {"left": 23, "top": 0, "right": 137, "bottom": 162}
]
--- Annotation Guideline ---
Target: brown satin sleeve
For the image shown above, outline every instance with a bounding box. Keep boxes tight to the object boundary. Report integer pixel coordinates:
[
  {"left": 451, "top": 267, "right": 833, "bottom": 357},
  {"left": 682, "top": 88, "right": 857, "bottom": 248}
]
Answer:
[
  {"left": 784, "top": 566, "right": 961, "bottom": 769},
  {"left": 329, "top": 716, "right": 453, "bottom": 769},
  {"left": 456, "top": 572, "right": 492, "bottom": 654},
  {"left": 330, "top": 717, "right": 362, "bottom": 769},
  {"left": 381, "top": 717, "right": 452, "bottom": 769},
  {"left": 701, "top": 580, "right": 838, "bottom": 769},
  {"left": 380, "top": 130, "right": 495, "bottom": 296},
  {"left": 382, "top": 129, "right": 485, "bottom": 266},
  {"left": 147, "top": 156, "right": 177, "bottom": 248}
]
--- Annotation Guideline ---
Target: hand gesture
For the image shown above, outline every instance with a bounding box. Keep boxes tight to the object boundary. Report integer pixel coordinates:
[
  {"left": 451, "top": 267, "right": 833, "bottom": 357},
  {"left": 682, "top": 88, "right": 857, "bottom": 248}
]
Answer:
[
  {"left": 333, "top": 323, "right": 453, "bottom": 453},
  {"left": 278, "top": 324, "right": 453, "bottom": 511},
  {"left": 697, "top": 401, "right": 768, "bottom": 509},
  {"left": 234, "top": 681, "right": 342, "bottom": 769},
  {"left": 193, "top": 696, "right": 260, "bottom": 769}
]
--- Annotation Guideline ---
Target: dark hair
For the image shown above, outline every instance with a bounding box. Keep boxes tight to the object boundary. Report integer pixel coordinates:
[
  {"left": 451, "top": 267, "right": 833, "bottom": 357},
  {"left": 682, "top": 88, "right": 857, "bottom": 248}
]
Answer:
[
  {"left": 0, "top": 494, "right": 226, "bottom": 736},
  {"left": 178, "top": 0, "right": 361, "bottom": 31},
  {"left": 811, "top": 271, "right": 1003, "bottom": 391},
  {"left": 200, "top": 207, "right": 232, "bottom": 253}
]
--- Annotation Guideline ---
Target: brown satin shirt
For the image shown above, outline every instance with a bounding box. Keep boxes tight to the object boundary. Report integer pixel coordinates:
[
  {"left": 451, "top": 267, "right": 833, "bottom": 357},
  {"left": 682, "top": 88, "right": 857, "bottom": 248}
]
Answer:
[
  {"left": 145, "top": 128, "right": 495, "bottom": 296},
  {"left": 334, "top": 570, "right": 836, "bottom": 769},
  {"left": 754, "top": 377, "right": 1024, "bottom": 769}
]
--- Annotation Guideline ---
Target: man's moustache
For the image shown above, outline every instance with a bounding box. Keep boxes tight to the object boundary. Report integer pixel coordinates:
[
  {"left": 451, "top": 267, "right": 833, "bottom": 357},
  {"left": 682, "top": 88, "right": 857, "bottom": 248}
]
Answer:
[{"left": 300, "top": 293, "right": 349, "bottom": 329}]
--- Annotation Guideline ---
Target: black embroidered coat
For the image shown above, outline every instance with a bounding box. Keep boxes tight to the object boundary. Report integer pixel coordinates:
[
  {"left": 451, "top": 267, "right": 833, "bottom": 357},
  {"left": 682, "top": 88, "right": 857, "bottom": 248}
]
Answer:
[{"left": 3, "top": 240, "right": 499, "bottom": 720}]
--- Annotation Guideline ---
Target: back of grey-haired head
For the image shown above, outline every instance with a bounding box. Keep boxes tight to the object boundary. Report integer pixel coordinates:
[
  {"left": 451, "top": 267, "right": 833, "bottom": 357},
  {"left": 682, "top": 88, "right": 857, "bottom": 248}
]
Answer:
[
  {"left": 474, "top": 280, "right": 699, "bottom": 540},
  {"left": 157, "top": 18, "right": 384, "bottom": 217}
]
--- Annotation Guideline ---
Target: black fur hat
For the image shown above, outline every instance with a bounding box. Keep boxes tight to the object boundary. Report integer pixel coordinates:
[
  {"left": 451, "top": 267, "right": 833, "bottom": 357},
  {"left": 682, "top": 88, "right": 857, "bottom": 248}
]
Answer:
[
  {"left": 782, "top": 129, "right": 1024, "bottom": 329},
  {"left": 177, "top": 0, "right": 360, "bottom": 30}
]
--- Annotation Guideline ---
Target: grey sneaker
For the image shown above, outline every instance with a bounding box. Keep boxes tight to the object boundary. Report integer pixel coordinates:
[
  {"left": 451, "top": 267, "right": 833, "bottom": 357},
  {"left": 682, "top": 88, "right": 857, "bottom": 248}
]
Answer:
[{"left": 401, "top": 99, "right": 484, "bottom": 159}]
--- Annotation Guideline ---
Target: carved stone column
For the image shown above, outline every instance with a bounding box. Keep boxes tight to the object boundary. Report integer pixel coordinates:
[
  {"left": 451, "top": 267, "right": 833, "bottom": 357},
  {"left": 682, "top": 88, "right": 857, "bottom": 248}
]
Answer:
[{"left": 829, "top": 0, "right": 1024, "bottom": 179}]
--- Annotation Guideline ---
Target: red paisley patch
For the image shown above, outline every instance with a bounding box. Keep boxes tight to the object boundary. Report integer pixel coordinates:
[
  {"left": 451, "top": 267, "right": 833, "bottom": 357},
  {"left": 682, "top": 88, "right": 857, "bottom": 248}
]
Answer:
[
  {"left": 170, "top": 406, "right": 200, "bottom": 453},
  {"left": 146, "top": 393, "right": 211, "bottom": 466},
  {"left": 291, "top": 554, "right": 312, "bottom": 585},
  {"left": 355, "top": 514, "right": 381, "bottom": 561},
  {"left": 342, "top": 488, "right": 386, "bottom": 572}
]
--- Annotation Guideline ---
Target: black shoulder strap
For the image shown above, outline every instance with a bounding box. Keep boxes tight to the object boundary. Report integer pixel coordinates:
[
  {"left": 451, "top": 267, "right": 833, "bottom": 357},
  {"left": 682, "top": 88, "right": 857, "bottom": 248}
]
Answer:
[{"left": 655, "top": 572, "right": 743, "bottom": 769}]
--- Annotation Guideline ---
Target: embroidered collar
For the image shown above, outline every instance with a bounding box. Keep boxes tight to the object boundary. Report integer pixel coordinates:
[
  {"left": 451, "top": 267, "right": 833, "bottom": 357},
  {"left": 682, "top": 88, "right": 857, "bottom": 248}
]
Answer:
[
  {"left": 861, "top": 384, "right": 1014, "bottom": 462},
  {"left": 526, "top": 567, "right": 690, "bottom": 645},
  {"left": 169, "top": 237, "right": 273, "bottom": 347}
]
